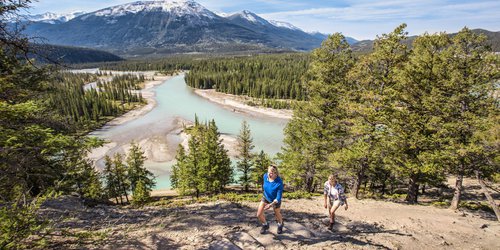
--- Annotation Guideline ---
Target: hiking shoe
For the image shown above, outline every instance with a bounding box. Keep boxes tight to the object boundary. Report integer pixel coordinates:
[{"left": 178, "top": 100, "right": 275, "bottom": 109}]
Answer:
[
  {"left": 328, "top": 222, "right": 334, "bottom": 231},
  {"left": 277, "top": 223, "right": 284, "bottom": 234},
  {"left": 260, "top": 224, "right": 269, "bottom": 234}
]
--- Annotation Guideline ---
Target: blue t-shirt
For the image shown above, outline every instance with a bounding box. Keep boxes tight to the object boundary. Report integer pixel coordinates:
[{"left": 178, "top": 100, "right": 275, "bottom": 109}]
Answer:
[{"left": 263, "top": 173, "right": 283, "bottom": 203}]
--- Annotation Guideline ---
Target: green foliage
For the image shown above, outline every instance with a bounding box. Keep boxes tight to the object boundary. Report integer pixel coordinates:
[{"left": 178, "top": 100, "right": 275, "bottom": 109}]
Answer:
[
  {"left": 127, "top": 142, "right": 155, "bottom": 194},
  {"left": 0, "top": 191, "right": 53, "bottom": 249},
  {"left": 171, "top": 117, "right": 232, "bottom": 197},
  {"left": 185, "top": 53, "right": 309, "bottom": 100},
  {"left": 280, "top": 24, "right": 499, "bottom": 206},
  {"left": 102, "top": 143, "right": 155, "bottom": 205},
  {"left": 283, "top": 191, "right": 318, "bottom": 199},
  {"left": 251, "top": 150, "right": 272, "bottom": 188},
  {"left": 459, "top": 201, "right": 495, "bottom": 212},
  {"left": 236, "top": 121, "right": 255, "bottom": 191},
  {"left": 132, "top": 179, "right": 150, "bottom": 206},
  {"left": 48, "top": 73, "right": 145, "bottom": 131},
  {"left": 279, "top": 33, "right": 355, "bottom": 192},
  {"left": 431, "top": 201, "right": 451, "bottom": 208}
]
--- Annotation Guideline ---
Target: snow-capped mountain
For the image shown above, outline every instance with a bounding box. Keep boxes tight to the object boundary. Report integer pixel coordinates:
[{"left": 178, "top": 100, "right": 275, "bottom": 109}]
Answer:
[
  {"left": 20, "top": 11, "right": 86, "bottom": 24},
  {"left": 269, "top": 20, "right": 300, "bottom": 31},
  {"left": 22, "top": 0, "right": 325, "bottom": 54},
  {"left": 228, "top": 10, "right": 269, "bottom": 25},
  {"left": 92, "top": 0, "right": 216, "bottom": 19}
]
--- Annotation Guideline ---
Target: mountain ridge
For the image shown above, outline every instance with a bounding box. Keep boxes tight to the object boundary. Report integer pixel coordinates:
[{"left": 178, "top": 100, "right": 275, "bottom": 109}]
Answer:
[{"left": 21, "top": 0, "right": 325, "bottom": 55}]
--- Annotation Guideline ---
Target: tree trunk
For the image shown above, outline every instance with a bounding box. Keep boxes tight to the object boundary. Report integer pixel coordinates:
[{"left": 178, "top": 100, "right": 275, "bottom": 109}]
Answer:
[
  {"left": 352, "top": 161, "right": 367, "bottom": 199},
  {"left": 305, "top": 168, "right": 315, "bottom": 193},
  {"left": 124, "top": 192, "right": 129, "bottom": 203},
  {"left": 450, "top": 173, "right": 463, "bottom": 210},
  {"left": 421, "top": 184, "right": 425, "bottom": 195},
  {"left": 476, "top": 172, "right": 500, "bottom": 222},
  {"left": 406, "top": 173, "right": 419, "bottom": 204}
]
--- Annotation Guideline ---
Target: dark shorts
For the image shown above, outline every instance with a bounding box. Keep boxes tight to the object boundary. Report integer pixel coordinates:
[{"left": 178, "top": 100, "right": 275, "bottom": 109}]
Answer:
[{"left": 262, "top": 196, "right": 281, "bottom": 209}]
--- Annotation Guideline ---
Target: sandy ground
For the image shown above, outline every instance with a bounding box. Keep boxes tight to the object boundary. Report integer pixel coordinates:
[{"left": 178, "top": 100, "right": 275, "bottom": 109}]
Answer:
[
  {"left": 194, "top": 89, "right": 293, "bottom": 120},
  {"left": 42, "top": 193, "right": 499, "bottom": 249}
]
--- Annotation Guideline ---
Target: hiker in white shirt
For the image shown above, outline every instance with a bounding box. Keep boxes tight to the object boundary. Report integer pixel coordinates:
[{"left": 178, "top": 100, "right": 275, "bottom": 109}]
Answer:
[{"left": 323, "top": 174, "right": 348, "bottom": 230}]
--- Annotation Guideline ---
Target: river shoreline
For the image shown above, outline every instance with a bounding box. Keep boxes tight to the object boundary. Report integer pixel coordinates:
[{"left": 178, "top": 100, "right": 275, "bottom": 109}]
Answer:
[
  {"left": 194, "top": 89, "right": 293, "bottom": 120},
  {"left": 86, "top": 71, "right": 288, "bottom": 189}
]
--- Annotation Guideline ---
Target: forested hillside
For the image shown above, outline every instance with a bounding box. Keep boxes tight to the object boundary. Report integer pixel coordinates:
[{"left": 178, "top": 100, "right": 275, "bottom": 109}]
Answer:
[{"left": 30, "top": 44, "right": 123, "bottom": 64}]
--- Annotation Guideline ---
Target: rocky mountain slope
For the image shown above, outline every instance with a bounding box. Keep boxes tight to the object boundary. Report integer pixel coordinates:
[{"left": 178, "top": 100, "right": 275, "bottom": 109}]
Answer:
[{"left": 21, "top": 0, "right": 332, "bottom": 55}]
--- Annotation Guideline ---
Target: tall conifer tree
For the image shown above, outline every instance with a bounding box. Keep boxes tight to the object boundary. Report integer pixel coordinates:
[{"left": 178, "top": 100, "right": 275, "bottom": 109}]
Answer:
[
  {"left": 280, "top": 33, "right": 355, "bottom": 192},
  {"left": 236, "top": 121, "right": 255, "bottom": 191}
]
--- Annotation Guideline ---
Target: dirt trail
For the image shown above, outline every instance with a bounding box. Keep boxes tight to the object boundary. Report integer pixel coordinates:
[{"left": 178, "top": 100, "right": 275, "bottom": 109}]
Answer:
[{"left": 42, "top": 195, "right": 499, "bottom": 249}]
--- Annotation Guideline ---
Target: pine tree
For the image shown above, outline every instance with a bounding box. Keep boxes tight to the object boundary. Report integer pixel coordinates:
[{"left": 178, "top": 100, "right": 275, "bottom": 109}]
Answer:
[
  {"left": 280, "top": 33, "right": 355, "bottom": 192},
  {"left": 132, "top": 179, "right": 150, "bottom": 206},
  {"left": 103, "top": 155, "right": 120, "bottom": 204},
  {"left": 112, "top": 153, "right": 130, "bottom": 204},
  {"left": 126, "top": 142, "right": 155, "bottom": 195},
  {"left": 171, "top": 117, "right": 231, "bottom": 197},
  {"left": 200, "top": 120, "right": 232, "bottom": 193},
  {"left": 252, "top": 150, "right": 271, "bottom": 189},
  {"left": 172, "top": 116, "right": 205, "bottom": 197},
  {"left": 391, "top": 32, "right": 452, "bottom": 203},
  {"left": 438, "top": 28, "right": 499, "bottom": 209},
  {"left": 236, "top": 121, "right": 255, "bottom": 191},
  {"left": 341, "top": 24, "right": 409, "bottom": 199}
]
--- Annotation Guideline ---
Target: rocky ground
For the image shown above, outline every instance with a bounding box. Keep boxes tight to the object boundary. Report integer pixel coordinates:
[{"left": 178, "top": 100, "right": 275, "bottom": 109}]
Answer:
[{"left": 41, "top": 189, "right": 499, "bottom": 249}]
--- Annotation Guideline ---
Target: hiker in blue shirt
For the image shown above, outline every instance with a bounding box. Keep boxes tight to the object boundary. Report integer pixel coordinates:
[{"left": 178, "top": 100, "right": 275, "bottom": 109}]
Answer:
[
  {"left": 256, "top": 165, "right": 284, "bottom": 234},
  {"left": 324, "top": 174, "right": 348, "bottom": 230}
]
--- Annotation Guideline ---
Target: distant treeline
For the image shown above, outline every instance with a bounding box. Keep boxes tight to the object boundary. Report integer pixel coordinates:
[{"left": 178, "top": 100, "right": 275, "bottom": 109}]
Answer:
[
  {"left": 48, "top": 72, "right": 145, "bottom": 131},
  {"left": 30, "top": 44, "right": 123, "bottom": 64},
  {"left": 184, "top": 54, "right": 309, "bottom": 100}
]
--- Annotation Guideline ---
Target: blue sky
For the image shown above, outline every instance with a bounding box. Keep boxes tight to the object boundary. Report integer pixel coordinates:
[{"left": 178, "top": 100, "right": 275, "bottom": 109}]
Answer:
[{"left": 29, "top": 0, "right": 500, "bottom": 40}]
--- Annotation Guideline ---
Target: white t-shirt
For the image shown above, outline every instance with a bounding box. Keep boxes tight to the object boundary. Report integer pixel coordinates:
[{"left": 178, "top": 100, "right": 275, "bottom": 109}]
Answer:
[{"left": 324, "top": 181, "right": 344, "bottom": 201}]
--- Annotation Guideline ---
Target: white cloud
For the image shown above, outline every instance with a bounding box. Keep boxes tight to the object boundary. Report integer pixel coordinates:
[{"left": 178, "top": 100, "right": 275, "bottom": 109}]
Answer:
[{"left": 259, "top": 0, "right": 500, "bottom": 39}]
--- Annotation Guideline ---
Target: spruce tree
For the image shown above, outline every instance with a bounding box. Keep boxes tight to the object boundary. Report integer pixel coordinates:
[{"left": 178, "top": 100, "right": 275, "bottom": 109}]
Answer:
[
  {"left": 132, "top": 179, "right": 150, "bottom": 206},
  {"left": 171, "top": 117, "right": 231, "bottom": 197},
  {"left": 200, "top": 120, "right": 232, "bottom": 193},
  {"left": 236, "top": 121, "right": 255, "bottom": 191},
  {"left": 103, "top": 155, "right": 120, "bottom": 204},
  {"left": 126, "top": 142, "right": 155, "bottom": 195},
  {"left": 112, "top": 153, "right": 130, "bottom": 204}
]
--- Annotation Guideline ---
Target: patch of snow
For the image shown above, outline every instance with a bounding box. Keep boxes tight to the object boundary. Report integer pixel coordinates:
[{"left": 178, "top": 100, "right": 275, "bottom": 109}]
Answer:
[
  {"left": 92, "top": 0, "right": 216, "bottom": 19},
  {"left": 18, "top": 11, "right": 86, "bottom": 23},
  {"left": 227, "top": 10, "right": 270, "bottom": 25},
  {"left": 269, "top": 20, "right": 301, "bottom": 31},
  {"left": 213, "top": 11, "right": 229, "bottom": 18}
]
